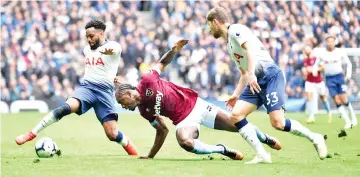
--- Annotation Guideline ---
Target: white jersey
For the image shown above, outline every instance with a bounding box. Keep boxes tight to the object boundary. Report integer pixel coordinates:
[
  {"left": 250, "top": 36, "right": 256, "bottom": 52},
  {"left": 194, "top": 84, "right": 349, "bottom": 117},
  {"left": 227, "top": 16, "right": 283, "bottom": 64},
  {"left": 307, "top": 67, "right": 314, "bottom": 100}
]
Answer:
[
  {"left": 83, "top": 40, "right": 122, "bottom": 89},
  {"left": 227, "top": 24, "right": 276, "bottom": 78},
  {"left": 314, "top": 48, "right": 352, "bottom": 78}
]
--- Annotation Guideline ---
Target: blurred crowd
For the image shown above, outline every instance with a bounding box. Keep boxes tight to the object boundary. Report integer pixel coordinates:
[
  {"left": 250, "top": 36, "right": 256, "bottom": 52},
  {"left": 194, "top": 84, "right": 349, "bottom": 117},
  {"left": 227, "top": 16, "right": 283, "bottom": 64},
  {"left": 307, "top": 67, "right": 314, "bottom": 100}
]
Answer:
[{"left": 1, "top": 0, "right": 360, "bottom": 107}]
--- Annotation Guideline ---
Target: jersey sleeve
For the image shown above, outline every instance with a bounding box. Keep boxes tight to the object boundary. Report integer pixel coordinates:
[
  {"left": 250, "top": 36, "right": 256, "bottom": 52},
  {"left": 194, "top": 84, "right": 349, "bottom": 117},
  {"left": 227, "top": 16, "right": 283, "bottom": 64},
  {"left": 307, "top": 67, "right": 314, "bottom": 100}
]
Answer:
[
  {"left": 341, "top": 49, "right": 352, "bottom": 78},
  {"left": 229, "top": 25, "right": 252, "bottom": 46},
  {"left": 82, "top": 46, "right": 89, "bottom": 56},
  {"left": 108, "top": 41, "right": 122, "bottom": 56},
  {"left": 141, "top": 69, "right": 160, "bottom": 81}
]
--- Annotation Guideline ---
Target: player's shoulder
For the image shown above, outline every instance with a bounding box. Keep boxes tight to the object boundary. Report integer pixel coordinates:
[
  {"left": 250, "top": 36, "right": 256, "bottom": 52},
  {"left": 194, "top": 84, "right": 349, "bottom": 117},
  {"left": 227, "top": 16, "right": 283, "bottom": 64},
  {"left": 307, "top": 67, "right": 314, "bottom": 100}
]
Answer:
[
  {"left": 104, "top": 40, "right": 121, "bottom": 48},
  {"left": 228, "top": 24, "right": 252, "bottom": 37},
  {"left": 83, "top": 45, "right": 91, "bottom": 55},
  {"left": 139, "top": 70, "right": 160, "bottom": 86}
]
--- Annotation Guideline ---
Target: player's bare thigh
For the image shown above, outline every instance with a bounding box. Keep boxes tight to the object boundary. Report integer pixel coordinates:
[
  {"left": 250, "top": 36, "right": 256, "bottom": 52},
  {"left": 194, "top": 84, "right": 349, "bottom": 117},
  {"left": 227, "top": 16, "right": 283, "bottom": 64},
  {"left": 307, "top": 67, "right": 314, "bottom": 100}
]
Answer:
[
  {"left": 213, "top": 109, "right": 238, "bottom": 132},
  {"left": 176, "top": 126, "right": 199, "bottom": 151},
  {"left": 269, "top": 109, "right": 286, "bottom": 130},
  {"left": 65, "top": 97, "right": 81, "bottom": 113},
  {"left": 333, "top": 95, "right": 342, "bottom": 105},
  {"left": 339, "top": 93, "right": 348, "bottom": 104},
  {"left": 305, "top": 91, "right": 313, "bottom": 101},
  {"left": 230, "top": 100, "right": 257, "bottom": 124}
]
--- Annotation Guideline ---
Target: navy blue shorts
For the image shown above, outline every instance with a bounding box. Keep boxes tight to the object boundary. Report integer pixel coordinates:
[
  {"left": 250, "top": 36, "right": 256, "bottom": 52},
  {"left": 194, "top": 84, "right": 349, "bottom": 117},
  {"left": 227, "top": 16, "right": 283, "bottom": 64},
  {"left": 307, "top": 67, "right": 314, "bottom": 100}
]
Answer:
[
  {"left": 325, "top": 73, "right": 347, "bottom": 98},
  {"left": 239, "top": 71, "right": 285, "bottom": 114},
  {"left": 71, "top": 81, "right": 117, "bottom": 124}
]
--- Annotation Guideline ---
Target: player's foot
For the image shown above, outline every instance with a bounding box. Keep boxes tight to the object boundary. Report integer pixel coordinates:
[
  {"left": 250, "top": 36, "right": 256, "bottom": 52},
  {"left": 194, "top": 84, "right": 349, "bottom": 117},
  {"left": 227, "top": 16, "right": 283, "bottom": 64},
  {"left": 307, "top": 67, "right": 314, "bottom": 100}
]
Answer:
[
  {"left": 15, "top": 132, "right": 37, "bottom": 145},
  {"left": 306, "top": 117, "right": 315, "bottom": 124},
  {"left": 351, "top": 117, "right": 357, "bottom": 127},
  {"left": 312, "top": 133, "right": 328, "bottom": 160},
  {"left": 327, "top": 113, "right": 332, "bottom": 124},
  {"left": 122, "top": 140, "right": 138, "bottom": 156},
  {"left": 263, "top": 135, "right": 282, "bottom": 150},
  {"left": 245, "top": 152, "right": 272, "bottom": 164},
  {"left": 344, "top": 123, "right": 352, "bottom": 129},
  {"left": 217, "top": 144, "right": 244, "bottom": 160}
]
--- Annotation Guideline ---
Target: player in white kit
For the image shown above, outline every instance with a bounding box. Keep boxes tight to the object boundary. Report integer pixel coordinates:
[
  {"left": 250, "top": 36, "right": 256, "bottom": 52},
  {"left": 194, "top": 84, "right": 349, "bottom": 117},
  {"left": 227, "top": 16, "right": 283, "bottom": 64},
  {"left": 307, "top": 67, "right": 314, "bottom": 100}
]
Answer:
[
  {"left": 15, "top": 20, "right": 138, "bottom": 155},
  {"left": 206, "top": 6, "right": 328, "bottom": 164},
  {"left": 313, "top": 35, "right": 357, "bottom": 129}
]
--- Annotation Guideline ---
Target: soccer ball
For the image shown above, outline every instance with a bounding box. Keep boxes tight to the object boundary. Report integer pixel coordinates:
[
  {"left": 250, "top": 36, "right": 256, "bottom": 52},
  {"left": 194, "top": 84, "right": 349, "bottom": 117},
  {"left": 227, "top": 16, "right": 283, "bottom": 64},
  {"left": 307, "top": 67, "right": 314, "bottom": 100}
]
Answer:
[{"left": 35, "top": 137, "right": 59, "bottom": 158}]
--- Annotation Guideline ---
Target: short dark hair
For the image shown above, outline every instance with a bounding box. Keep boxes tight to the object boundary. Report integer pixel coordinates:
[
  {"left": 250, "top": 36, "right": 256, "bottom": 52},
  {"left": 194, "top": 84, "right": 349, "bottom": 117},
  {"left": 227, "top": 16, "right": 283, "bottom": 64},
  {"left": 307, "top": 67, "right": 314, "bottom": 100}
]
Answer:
[
  {"left": 85, "top": 19, "right": 106, "bottom": 31},
  {"left": 206, "top": 6, "right": 230, "bottom": 23}
]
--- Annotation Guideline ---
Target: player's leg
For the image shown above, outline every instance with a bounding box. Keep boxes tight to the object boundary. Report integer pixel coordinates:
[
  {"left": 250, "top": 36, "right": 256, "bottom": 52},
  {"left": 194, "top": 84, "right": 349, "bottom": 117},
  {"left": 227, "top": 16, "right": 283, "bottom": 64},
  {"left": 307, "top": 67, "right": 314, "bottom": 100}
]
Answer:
[
  {"left": 333, "top": 95, "right": 351, "bottom": 129},
  {"left": 95, "top": 90, "right": 138, "bottom": 155},
  {"left": 102, "top": 118, "right": 137, "bottom": 155},
  {"left": 205, "top": 107, "right": 281, "bottom": 150},
  {"left": 340, "top": 93, "right": 357, "bottom": 127},
  {"left": 175, "top": 125, "right": 243, "bottom": 160},
  {"left": 266, "top": 72, "right": 328, "bottom": 159},
  {"left": 232, "top": 89, "right": 271, "bottom": 164},
  {"left": 336, "top": 79, "right": 357, "bottom": 126},
  {"left": 327, "top": 77, "right": 351, "bottom": 128},
  {"left": 175, "top": 99, "right": 243, "bottom": 159},
  {"left": 305, "top": 82, "right": 315, "bottom": 123},
  {"left": 318, "top": 82, "right": 332, "bottom": 114},
  {"left": 15, "top": 87, "right": 93, "bottom": 145}
]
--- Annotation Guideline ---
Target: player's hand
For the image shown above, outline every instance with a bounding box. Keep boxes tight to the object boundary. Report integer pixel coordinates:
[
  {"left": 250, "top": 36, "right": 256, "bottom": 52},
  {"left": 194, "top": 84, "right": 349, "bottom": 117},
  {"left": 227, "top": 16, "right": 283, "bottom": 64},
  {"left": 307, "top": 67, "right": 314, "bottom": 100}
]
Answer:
[
  {"left": 248, "top": 73, "right": 261, "bottom": 94},
  {"left": 172, "top": 39, "right": 189, "bottom": 53},
  {"left": 226, "top": 95, "right": 238, "bottom": 110},
  {"left": 139, "top": 155, "right": 153, "bottom": 159},
  {"left": 100, "top": 48, "right": 115, "bottom": 55},
  {"left": 114, "top": 77, "right": 120, "bottom": 84}
]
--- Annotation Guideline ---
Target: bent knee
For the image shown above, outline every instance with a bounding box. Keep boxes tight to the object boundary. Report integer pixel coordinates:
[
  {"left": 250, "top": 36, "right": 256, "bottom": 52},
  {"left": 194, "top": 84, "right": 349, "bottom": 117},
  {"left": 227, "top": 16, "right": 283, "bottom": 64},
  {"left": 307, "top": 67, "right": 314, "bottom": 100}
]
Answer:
[
  {"left": 178, "top": 139, "right": 194, "bottom": 152},
  {"left": 105, "top": 130, "right": 118, "bottom": 141},
  {"left": 270, "top": 118, "right": 285, "bottom": 130}
]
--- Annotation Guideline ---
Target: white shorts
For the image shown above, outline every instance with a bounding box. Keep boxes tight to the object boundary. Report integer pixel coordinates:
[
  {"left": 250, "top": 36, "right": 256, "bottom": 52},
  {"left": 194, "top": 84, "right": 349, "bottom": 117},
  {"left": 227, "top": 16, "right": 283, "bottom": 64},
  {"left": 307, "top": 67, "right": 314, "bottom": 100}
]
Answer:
[
  {"left": 175, "top": 97, "right": 218, "bottom": 131},
  {"left": 305, "top": 81, "right": 327, "bottom": 96}
]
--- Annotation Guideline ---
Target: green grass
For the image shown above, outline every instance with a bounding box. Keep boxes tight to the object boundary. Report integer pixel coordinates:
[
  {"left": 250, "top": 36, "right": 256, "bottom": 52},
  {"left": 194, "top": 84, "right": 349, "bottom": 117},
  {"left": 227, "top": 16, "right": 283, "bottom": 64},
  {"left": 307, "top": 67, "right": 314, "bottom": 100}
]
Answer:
[{"left": 1, "top": 112, "right": 360, "bottom": 177}]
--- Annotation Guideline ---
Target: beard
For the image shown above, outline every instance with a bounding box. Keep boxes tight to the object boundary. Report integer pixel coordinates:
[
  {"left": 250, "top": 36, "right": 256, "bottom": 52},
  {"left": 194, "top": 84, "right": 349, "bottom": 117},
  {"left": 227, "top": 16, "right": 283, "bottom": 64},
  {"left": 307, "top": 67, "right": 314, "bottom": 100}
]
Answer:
[
  {"left": 90, "top": 39, "right": 100, "bottom": 50},
  {"left": 212, "top": 30, "right": 221, "bottom": 39}
]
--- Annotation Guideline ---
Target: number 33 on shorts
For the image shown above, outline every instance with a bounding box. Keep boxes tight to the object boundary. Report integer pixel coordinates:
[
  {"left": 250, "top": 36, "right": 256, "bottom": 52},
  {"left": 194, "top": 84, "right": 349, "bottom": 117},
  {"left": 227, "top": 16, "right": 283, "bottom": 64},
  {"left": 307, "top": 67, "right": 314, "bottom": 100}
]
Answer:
[{"left": 266, "top": 92, "right": 278, "bottom": 107}]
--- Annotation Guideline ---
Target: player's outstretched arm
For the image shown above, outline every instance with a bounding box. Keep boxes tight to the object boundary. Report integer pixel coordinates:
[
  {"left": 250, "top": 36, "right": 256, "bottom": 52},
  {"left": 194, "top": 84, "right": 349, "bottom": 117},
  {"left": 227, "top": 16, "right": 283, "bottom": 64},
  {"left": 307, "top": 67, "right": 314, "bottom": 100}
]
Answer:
[
  {"left": 342, "top": 52, "right": 352, "bottom": 80},
  {"left": 156, "top": 39, "right": 188, "bottom": 72},
  {"left": 241, "top": 42, "right": 261, "bottom": 94},
  {"left": 140, "top": 117, "right": 169, "bottom": 159}
]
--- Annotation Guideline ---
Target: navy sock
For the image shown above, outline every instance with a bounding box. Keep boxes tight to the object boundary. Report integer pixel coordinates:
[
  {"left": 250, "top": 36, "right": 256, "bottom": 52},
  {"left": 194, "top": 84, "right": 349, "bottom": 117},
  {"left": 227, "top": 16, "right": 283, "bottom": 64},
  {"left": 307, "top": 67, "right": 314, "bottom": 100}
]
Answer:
[
  {"left": 234, "top": 119, "right": 248, "bottom": 130},
  {"left": 283, "top": 119, "right": 291, "bottom": 132},
  {"left": 52, "top": 104, "right": 71, "bottom": 120},
  {"left": 344, "top": 102, "right": 349, "bottom": 106},
  {"left": 115, "top": 131, "right": 124, "bottom": 143},
  {"left": 336, "top": 104, "right": 342, "bottom": 108}
]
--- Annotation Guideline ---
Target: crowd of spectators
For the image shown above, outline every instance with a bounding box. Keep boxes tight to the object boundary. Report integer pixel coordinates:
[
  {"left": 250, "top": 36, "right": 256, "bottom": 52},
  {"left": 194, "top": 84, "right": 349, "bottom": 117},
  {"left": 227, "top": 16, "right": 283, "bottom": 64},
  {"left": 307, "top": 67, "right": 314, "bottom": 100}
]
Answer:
[{"left": 1, "top": 1, "right": 360, "bottom": 107}]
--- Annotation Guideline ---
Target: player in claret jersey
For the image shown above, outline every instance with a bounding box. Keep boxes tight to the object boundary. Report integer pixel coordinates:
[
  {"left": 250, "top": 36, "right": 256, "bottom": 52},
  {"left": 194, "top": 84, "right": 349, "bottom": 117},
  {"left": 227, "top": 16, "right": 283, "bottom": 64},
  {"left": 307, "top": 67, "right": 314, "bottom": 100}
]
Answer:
[
  {"left": 115, "top": 39, "right": 281, "bottom": 160},
  {"left": 15, "top": 19, "right": 137, "bottom": 155},
  {"left": 206, "top": 6, "right": 328, "bottom": 163},
  {"left": 302, "top": 45, "right": 332, "bottom": 123}
]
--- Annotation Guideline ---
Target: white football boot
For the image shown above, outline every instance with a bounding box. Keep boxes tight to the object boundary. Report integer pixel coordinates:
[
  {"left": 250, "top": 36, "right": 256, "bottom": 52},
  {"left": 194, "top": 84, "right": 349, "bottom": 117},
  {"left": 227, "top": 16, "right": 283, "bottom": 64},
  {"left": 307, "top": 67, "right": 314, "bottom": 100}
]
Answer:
[
  {"left": 245, "top": 152, "right": 272, "bottom": 164},
  {"left": 312, "top": 133, "right": 328, "bottom": 160}
]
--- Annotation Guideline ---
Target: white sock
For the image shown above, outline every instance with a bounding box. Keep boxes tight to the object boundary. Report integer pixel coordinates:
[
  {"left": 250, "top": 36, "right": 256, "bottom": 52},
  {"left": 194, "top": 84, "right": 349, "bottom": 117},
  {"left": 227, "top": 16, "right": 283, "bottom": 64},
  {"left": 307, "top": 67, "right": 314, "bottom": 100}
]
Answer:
[
  {"left": 338, "top": 105, "right": 351, "bottom": 125},
  {"left": 118, "top": 134, "right": 128, "bottom": 146},
  {"left": 31, "top": 112, "right": 58, "bottom": 134},
  {"left": 286, "top": 119, "right": 315, "bottom": 142},
  {"left": 345, "top": 103, "right": 357, "bottom": 123},
  {"left": 239, "top": 124, "right": 267, "bottom": 154},
  {"left": 306, "top": 99, "right": 315, "bottom": 120},
  {"left": 191, "top": 139, "right": 224, "bottom": 154}
]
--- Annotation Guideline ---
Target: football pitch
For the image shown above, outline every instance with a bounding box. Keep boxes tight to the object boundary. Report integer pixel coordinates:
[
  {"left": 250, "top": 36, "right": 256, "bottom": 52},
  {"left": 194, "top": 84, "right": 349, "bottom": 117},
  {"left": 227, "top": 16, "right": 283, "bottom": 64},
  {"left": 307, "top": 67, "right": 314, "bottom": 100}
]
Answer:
[{"left": 1, "top": 112, "right": 360, "bottom": 177}]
